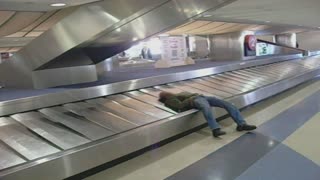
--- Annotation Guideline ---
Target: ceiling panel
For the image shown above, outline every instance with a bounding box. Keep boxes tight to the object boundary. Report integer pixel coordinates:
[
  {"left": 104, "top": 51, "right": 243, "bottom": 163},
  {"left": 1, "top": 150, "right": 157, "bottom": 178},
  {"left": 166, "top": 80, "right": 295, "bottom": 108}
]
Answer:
[
  {"left": 0, "top": 47, "right": 10, "bottom": 52},
  {"left": 166, "top": 20, "right": 278, "bottom": 35},
  {"left": 249, "top": 25, "right": 270, "bottom": 31},
  {"left": 215, "top": 24, "right": 249, "bottom": 34},
  {"left": 284, "top": 29, "right": 306, "bottom": 34},
  {"left": 5, "top": 31, "right": 28, "bottom": 38},
  {"left": 25, "top": 31, "right": 44, "bottom": 37},
  {"left": 201, "top": 23, "right": 238, "bottom": 34},
  {"left": 0, "top": 0, "right": 100, "bottom": 11},
  {"left": 34, "top": 7, "right": 77, "bottom": 31},
  {"left": 0, "top": 12, "right": 43, "bottom": 37},
  {"left": 203, "top": 0, "right": 320, "bottom": 28},
  {"left": 187, "top": 22, "right": 225, "bottom": 34},
  {"left": 0, "top": 11, "right": 15, "bottom": 26},
  {"left": 7, "top": 47, "right": 21, "bottom": 52},
  {"left": 167, "top": 21, "right": 211, "bottom": 35},
  {"left": 0, "top": 37, "right": 33, "bottom": 48},
  {"left": 22, "top": 11, "right": 57, "bottom": 32},
  {"left": 0, "top": 7, "right": 77, "bottom": 52}
]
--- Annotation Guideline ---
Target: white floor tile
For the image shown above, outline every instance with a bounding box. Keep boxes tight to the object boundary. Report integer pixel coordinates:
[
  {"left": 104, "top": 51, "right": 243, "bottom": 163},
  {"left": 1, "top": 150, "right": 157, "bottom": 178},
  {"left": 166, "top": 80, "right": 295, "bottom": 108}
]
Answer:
[{"left": 284, "top": 113, "right": 320, "bottom": 166}]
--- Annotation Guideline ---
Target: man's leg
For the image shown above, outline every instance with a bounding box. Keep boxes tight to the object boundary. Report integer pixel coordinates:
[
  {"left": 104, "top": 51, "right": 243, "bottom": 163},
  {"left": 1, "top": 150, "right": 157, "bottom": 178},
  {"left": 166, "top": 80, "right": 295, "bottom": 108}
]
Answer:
[
  {"left": 193, "top": 97, "right": 220, "bottom": 129},
  {"left": 204, "top": 96, "right": 246, "bottom": 125},
  {"left": 193, "top": 97, "right": 226, "bottom": 137},
  {"left": 204, "top": 96, "right": 256, "bottom": 131}
]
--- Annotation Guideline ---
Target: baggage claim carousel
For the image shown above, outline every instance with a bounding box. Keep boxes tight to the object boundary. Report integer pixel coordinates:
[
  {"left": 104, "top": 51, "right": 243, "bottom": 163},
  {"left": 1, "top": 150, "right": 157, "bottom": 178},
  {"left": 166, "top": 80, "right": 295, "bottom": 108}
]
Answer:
[{"left": 0, "top": 54, "right": 320, "bottom": 179}]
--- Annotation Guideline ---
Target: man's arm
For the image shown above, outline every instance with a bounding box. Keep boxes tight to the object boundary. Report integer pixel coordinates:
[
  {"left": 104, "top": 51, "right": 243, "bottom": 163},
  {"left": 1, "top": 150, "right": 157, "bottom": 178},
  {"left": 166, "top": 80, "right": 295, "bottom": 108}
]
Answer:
[{"left": 164, "top": 97, "right": 192, "bottom": 112}]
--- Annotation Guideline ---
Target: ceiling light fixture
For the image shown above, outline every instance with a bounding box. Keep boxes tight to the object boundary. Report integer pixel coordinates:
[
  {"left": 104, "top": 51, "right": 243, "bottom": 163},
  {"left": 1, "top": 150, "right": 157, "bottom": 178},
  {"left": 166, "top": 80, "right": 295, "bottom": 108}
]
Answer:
[
  {"left": 158, "top": 34, "right": 169, "bottom": 37},
  {"left": 203, "top": 14, "right": 212, "bottom": 17},
  {"left": 50, "top": 3, "right": 66, "bottom": 7},
  {"left": 265, "top": 21, "right": 271, "bottom": 23}
]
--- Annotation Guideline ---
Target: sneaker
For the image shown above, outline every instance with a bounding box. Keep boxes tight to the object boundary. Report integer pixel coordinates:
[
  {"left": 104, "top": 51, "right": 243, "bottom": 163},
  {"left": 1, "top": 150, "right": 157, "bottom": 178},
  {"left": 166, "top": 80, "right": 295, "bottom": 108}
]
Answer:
[
  {"left": 236, "top": 124, "right": 257, "bottom": 131},
  {"left": 212, "top": 128, "right": 226, "bottom": 137}
]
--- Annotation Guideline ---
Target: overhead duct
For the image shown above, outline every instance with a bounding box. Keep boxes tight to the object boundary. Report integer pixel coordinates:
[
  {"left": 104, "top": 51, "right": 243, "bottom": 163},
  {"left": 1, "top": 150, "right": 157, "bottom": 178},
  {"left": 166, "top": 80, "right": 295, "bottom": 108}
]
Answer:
[{"left": 1, "top": 0, "right": 237, "bottom": 89}]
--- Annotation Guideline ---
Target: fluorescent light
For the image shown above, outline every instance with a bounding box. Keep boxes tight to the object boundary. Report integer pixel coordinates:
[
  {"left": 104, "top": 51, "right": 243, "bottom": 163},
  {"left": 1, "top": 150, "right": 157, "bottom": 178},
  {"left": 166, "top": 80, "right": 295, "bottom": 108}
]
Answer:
[
  {"left": 50, "top": 3, "right": 66, "bottom": 7},
  {"left": 203, "top": 14, "right": 212, "bottom": 17},
  {"left": 265, "top": 21, "right": 271, "bottom": 23},
  {"left": 132, "top": 37, "right": 138, "bottom": 41},
  {"left": 158, "top": 34, "right": 169, "bottom": 37}
]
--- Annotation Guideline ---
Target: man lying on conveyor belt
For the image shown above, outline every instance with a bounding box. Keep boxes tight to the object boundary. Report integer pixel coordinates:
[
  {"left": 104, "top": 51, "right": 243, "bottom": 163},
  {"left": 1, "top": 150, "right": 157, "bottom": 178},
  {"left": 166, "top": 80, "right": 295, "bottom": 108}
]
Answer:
[{"left": 159, "top": 91, "right": 256, "bottom": 137}]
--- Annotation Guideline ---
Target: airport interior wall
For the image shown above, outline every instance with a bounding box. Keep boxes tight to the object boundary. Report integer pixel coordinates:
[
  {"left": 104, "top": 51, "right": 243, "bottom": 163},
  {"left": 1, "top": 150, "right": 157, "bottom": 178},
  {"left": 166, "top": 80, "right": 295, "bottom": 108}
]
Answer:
[{"left": 297, "top": 31, "right": 320, "bottom": 50}]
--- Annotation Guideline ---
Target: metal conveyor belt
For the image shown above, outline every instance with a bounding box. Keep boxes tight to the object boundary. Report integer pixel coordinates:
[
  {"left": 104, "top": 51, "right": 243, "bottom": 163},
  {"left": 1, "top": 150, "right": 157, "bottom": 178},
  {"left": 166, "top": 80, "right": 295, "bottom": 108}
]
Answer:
[{"left": 0, "top": 56, "right": 320, "bottom": 179}]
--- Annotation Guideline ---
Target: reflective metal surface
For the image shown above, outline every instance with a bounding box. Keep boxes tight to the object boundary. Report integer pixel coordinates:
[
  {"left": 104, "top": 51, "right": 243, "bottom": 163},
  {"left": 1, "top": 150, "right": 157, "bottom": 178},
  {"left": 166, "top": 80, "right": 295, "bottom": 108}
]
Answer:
[
  {"left": 2, "top": 0, "right": 238, "bottom": 88},
  {"left": 107, "top": 94, "right": 173, "bottom": 119},
  {"left": 62, "top": 102, "right": 137, "bottom": 132},
  {"left": 218, "top": 73, "right": 267, "bottom": 87},
  {"left": 32, "top": 65, "right": 98, "bottom": 89},
  {"left": 140, "top": 87, "right": 164, "bottom": 97},
  {"left": 202, "top": 77, "right": 247, "bottom": 93},
  {"left": 125, "top": 91, "right": 177, "bottom": 114},
  {"left": 230, "top": 71, "right": 274, "bottom": 84},
  {"left": 39, "top": 107, "right": 114, "bottom": 140},
  {"left": 0, "top": 117, "right": 60, "bottom": 160},
  {"left": 208, "top": 31, "right": 255, "bottom": 60},
  {"left": 168, "top": 82, "right": 215, "bottom": 96},
  {"left": 11, "top": 112, "right": 90, "bottom": 150},
  {"left": 154, "top": 85, "right": 185, "bottom": 95},
  {"left": 275, "top": 33, "right": 297, "bottom": 48},
  {"left": 0, "top": 55, "right": 319, "bottom": 179},
  {"left": 16, "top": 0, "right": 168, "bottom": 70},
  {"left": 225, "top": 71, "right": 272, "bottom": 85},
  {"left": 0, "top": 142, "right": 26, "bottom": 170},
  {"left": 192, "top": 78, "right": 241, "bottom": 95},
  {"left": 0, "top": 54, "right": 301, "bottom": 117},
  {"left": 183, "top": 80, "right": 232, "bottom": 98},
  {"left": 86, "top": 98, "right": 158, "bottom": 125},
  {"left": 211, "top": 75, "right": 255, "bottom": 91}
]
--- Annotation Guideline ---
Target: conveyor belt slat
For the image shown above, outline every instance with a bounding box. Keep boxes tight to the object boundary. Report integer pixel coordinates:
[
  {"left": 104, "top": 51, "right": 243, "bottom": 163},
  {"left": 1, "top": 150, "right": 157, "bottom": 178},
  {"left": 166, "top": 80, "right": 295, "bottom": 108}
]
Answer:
[
  {"left": 236, "top": 70, "right": 279, "bottom": 80},
  {"left": 224, "top": 72, "right": 272, "bottom": 85},
  {"left": 140, "top": 88, "right": 164, "bottom": 97},
  {"left": 125, "top": 91, "right": 178, "bottom": 114},
  {"left": 210, "top": 76, "right": 255, "bottom": 91},
  {"left": 240, "top": 68, "right": 298, "bottom": 81},
  {"left": 107, "top": 94, "right": 173, "bottom": 119},
  {"left": 11, "top": 112, "right": 90, "bottom": 150},
  {"left": 246, "top": 66, "right": 282, "bottom": 76},
  {"left": 183, "top": 81, "right": 232, "bottom": 98},
  {"left": 86, "top": 98, "right": 158, "bottom": 125},
  {"left": 219, "top": 73, "right": 269, "bottom": 86},
  {"left": 0, "top": 117, "right": 60, "bottom": 160},
  {"left": 153, "top": 85, "right": 184, "bottom": 95},
  {"left": 216, "top": 74, "right": 261, "bottom": 88},
  {"left": 0, "top": 142, "right": 26, "bottom": 170},
  {"left": 168, "top": 82, "right": 214, "bottom": 96},
  {"left": 192, "top": 78, "right": 240, "bottom": 95},
  {"left": 39, "top": 107, "right": 114, "bottom": 140},
  {"left": 202, "top": 77, "right": 248, "bottom": 93},
  {"left": 63, "top": 102, "right": 137, "bottom": 132}
]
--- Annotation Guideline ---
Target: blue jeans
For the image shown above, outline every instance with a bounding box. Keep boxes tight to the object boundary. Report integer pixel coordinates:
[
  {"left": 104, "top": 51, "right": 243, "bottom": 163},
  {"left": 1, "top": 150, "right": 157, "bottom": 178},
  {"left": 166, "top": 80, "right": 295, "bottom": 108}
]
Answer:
[{"left": 193, "top": 96, "right": 246, "bottom": 130}]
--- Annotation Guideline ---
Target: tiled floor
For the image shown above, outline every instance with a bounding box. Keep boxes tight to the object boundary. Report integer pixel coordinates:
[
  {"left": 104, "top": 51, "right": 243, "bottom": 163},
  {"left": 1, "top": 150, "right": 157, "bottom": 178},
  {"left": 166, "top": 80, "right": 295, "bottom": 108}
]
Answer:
[
  {"left": 284, "top": 113, "right": 320, "bottom": 166},
  {"left": 85, "top": 78, "right": 320, "bottom": 180},
  {"left": 235, "top": 144, "right": 320, "bottom": 180}
]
